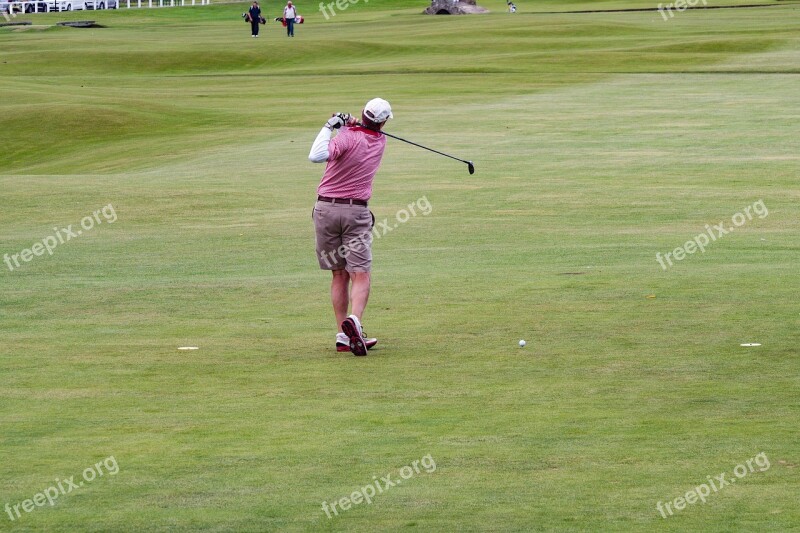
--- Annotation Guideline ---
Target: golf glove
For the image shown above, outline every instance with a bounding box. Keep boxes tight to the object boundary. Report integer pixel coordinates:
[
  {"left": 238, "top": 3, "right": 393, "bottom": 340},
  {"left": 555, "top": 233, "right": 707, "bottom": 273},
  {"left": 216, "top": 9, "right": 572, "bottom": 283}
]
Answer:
[{"left": 325, "top": 115, "right": 345, "bottom": 130}]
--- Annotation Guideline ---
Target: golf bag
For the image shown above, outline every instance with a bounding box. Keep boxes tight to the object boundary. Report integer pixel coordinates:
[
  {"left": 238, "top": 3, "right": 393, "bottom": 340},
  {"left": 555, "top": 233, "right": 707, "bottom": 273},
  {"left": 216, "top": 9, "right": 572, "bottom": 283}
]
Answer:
[
  {"left": 243, "top": 13, "right": 267, "bottom": 24},
  {"left": 275, "top": 15, "right": 303, "bottom": 27}
]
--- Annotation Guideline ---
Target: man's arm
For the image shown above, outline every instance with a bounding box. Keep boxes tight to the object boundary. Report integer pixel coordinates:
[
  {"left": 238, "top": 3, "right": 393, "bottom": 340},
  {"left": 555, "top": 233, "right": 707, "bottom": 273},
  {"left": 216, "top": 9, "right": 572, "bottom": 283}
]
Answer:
[{"left": 308, "top": 127, "right": 332, "bottom": 163}]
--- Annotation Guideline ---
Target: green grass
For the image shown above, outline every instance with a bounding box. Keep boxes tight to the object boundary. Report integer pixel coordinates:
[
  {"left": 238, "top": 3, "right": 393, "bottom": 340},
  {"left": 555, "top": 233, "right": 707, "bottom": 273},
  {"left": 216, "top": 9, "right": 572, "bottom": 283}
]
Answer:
[{"left": 1, "top": 0, "right": 799, "bottom": 531}]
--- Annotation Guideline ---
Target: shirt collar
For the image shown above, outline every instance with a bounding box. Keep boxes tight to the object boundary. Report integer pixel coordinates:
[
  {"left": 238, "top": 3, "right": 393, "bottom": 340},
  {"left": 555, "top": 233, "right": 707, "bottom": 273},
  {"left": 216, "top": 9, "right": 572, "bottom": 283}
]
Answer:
[{"left": 350, "top": 126, "right": 382, "bottom": 137}]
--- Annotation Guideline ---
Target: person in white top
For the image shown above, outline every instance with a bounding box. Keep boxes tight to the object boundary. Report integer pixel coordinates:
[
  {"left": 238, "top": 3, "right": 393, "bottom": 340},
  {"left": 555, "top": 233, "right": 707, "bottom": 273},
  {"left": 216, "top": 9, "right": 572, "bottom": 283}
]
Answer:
[{"left": 283, "top": 1, "right": 297, "bottom": 37}]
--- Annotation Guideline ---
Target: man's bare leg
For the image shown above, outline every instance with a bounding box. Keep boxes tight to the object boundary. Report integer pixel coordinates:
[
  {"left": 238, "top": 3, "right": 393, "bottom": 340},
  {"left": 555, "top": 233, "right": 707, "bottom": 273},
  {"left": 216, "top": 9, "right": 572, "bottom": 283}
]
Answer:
[
  {"left": 349, "top": 271, "right": 370, "bottom": 321},
  {"left": 339, "top": 271, "right": 372, "bottom": 356},
  {"left": 331, "top": 269, "right": 350, "bottom": 332}
]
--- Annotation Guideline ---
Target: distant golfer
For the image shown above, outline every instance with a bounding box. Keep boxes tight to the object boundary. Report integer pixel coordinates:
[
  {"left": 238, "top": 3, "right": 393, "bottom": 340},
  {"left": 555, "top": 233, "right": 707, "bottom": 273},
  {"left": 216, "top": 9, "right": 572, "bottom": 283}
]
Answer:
[
  {"left": 283, "top": 1, "right": 297, "bottom": 37},
  {"left": 308, "top": 98, "right": 393, "bottom": 356},
  {"left": 247, "top": 1, "right": 261, "bottom": 37}
]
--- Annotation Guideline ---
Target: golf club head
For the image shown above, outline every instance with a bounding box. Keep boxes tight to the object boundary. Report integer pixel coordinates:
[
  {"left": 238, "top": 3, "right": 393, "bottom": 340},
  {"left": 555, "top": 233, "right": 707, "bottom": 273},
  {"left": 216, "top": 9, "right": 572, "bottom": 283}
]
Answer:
[{"left": 467, "top": 161, "right": 475, "bottom": 175}]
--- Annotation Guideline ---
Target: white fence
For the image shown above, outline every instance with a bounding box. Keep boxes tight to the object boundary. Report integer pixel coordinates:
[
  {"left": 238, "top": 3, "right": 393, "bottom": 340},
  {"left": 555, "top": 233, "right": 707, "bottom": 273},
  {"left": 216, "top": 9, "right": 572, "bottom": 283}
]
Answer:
[
  {"left": 7, "top": 2, "right": 50, "bottom": 14},
  {"left": 123, "top": 0, "right": 211, "bottom": 7},
  {"left": 4, "top": 0, "right": 209, "bottom": 13}
]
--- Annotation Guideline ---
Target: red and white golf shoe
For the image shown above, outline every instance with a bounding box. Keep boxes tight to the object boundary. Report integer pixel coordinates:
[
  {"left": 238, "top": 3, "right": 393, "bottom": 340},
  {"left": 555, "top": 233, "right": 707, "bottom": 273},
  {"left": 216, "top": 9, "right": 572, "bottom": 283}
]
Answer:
[
  {"left": 336, "top": 332, "right": 377, "bottom": 353},
  {"left": 338, "top": 315, "right": 376, "bottom": 356}
]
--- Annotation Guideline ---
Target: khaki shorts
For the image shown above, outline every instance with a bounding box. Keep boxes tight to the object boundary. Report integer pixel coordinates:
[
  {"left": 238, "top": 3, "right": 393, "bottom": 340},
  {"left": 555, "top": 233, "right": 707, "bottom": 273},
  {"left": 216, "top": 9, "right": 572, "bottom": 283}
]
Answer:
[{"left": 313, "top": 200, "right": 374, "bottom": 272}]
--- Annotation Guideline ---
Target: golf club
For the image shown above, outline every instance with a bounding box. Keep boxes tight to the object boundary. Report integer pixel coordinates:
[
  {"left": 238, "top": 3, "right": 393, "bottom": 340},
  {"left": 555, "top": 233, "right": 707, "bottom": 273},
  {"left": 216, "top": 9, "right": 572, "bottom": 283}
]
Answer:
[{"left": 356, "top": 122, "right": 475, "bottom": 174}]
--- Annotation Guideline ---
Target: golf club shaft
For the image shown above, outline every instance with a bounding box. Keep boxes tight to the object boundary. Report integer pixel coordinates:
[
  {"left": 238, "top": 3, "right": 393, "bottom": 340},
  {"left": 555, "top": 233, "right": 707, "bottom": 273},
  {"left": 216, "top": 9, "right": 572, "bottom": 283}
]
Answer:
[
  {"left": 356, "top": 122, "right": 470, "bottom": 165},
  {"left": 380, "top": 131, "right": 470, "bottom": 165}
]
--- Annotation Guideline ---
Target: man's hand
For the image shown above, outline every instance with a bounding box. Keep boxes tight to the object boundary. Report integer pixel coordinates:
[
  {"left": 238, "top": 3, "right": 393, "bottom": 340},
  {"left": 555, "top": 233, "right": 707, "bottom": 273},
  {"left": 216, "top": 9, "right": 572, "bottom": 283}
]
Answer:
[
  {"left": 326, "top": 113, "right": 356, "bottom": 130},
  {"left": 325, "top": 115, "right": 345, "bottom": 130},
  {"left": 336, "top": 113, "right": 357, "bottom": 126}
]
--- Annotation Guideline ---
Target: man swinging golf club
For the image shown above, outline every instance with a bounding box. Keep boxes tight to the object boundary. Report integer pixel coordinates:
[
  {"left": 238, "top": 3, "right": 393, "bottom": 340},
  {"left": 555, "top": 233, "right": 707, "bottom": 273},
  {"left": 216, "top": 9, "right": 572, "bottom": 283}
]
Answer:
[{"left": 308, "top": 98, "right": 393, "bottom": 356}]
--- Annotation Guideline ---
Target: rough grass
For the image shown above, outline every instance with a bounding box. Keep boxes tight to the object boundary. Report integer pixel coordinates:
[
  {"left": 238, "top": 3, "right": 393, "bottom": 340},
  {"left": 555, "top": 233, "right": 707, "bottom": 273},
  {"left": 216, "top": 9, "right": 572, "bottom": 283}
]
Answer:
[{"left": 1, "top": 1, "right": 799, "bottom": 531}]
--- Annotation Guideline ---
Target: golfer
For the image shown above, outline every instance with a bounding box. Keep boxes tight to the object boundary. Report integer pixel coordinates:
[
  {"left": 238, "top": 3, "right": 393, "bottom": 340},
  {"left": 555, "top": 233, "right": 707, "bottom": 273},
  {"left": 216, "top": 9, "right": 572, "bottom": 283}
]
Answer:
[
  {"left": 308, "top": 98, "right": 393, "bottom": 356},
  {"left": 283, "top": 1, "right": 297, "bottom": 37},
  {"left": 247, "top": 1, "right": 261, "bottom": 37}
]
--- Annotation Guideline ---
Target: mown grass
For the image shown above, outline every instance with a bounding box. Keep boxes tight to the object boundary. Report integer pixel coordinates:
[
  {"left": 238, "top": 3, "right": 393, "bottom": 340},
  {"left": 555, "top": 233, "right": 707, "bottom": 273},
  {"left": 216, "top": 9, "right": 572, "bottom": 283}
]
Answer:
[{"left": 1, "top": 0, "right": 799, "bottom": 531}]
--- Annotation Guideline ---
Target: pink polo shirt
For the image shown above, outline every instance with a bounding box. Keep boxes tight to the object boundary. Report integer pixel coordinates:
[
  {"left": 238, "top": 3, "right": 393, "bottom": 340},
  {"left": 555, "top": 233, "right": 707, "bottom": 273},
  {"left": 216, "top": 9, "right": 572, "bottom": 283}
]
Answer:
[{"left": 317, "top": 126, "right": 387, "bottom": 201}]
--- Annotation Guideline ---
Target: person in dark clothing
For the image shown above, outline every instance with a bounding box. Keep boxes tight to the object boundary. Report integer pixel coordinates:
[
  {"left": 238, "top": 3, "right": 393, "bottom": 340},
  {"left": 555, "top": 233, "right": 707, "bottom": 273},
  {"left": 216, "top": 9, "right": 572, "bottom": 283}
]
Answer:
[{"left": 248, "top": 1, "right": 261, "bottom": 37}]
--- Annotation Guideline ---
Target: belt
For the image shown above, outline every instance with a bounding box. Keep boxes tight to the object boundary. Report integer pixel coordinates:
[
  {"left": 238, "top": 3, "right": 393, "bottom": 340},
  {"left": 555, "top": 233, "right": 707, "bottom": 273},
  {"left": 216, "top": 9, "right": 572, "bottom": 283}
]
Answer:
[{"left": 317, "top": 195, "right": 368, "bottom": 207}]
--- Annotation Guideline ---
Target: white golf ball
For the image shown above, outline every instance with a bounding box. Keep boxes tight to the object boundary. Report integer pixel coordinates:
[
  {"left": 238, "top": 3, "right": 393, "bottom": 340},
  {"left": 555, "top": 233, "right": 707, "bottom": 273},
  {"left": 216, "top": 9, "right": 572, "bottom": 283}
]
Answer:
[{"left": 519, "top": 340, "right": 526, "bottom": 347}]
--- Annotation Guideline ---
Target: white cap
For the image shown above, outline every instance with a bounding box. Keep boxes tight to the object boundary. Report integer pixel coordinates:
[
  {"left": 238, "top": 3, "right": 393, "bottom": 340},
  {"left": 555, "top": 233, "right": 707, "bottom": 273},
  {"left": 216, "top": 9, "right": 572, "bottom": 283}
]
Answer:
[{"left": 363, "top": 98, "right": 393, "bottom": 124}]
